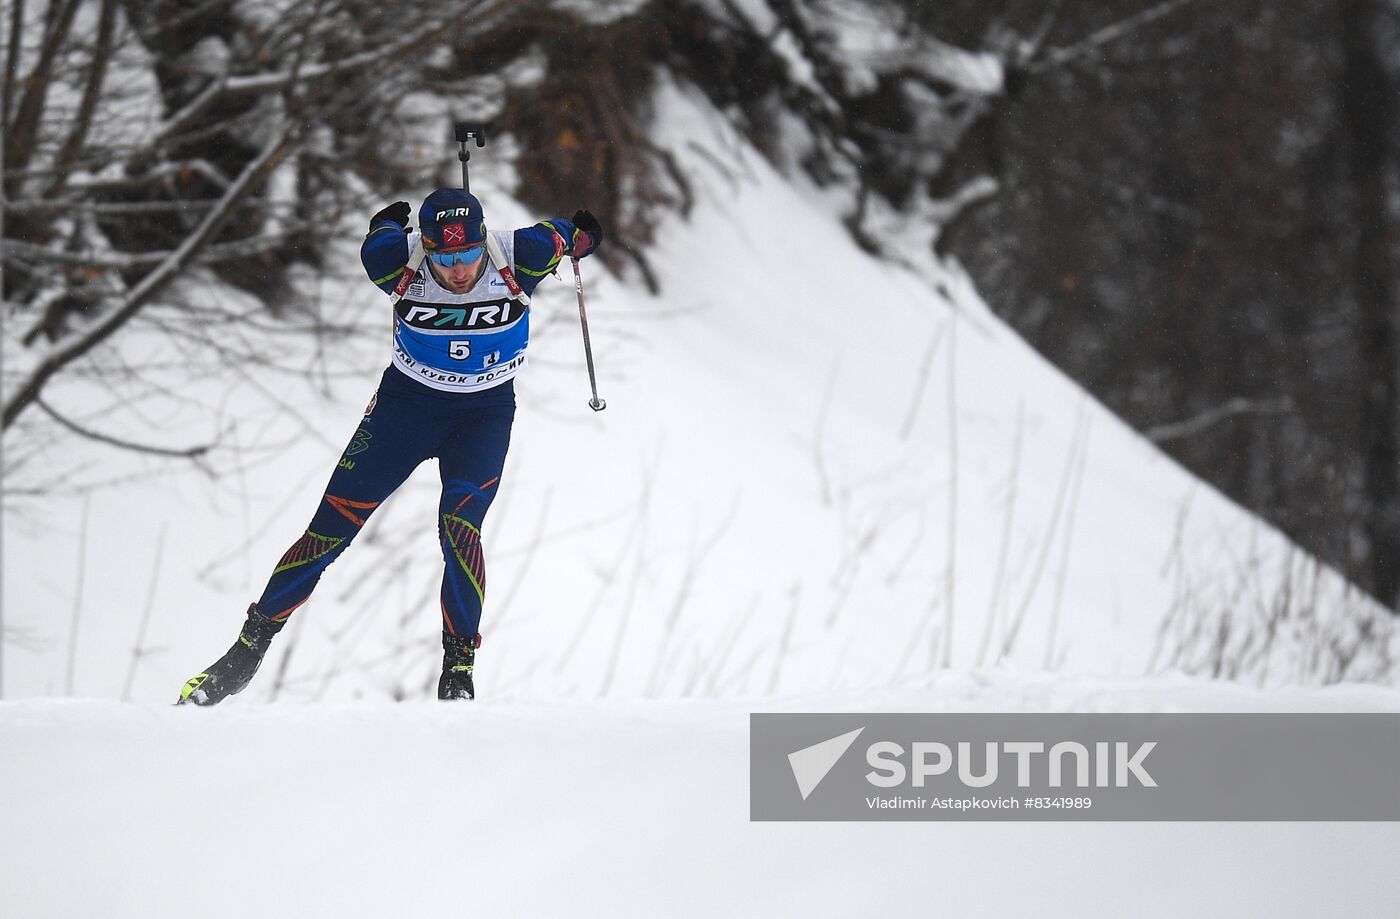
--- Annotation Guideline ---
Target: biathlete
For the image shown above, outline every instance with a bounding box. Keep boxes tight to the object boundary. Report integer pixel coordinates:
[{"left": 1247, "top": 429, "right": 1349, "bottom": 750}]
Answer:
[{"left": 178, "top": 188, "right": 603, "bottom": 704}]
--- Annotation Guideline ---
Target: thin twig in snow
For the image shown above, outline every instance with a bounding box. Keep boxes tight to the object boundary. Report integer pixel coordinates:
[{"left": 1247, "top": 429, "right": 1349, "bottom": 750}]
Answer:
[
  {"left": 65, "top": 492, "right": 91, "bottom": 697},
  {"left": 555, "top": 476, "right": 651, "bottom": 672},
  {"left": 491, "top": 487, "right": 554, "bottom": 633},
  {"left": 766, "top": 583, "right": 802, "bottom": 696},
  {"left": 1042, "top": 410, "right": 1093, "bottom": 670},
  {"left": 646, "top": 495, "right": 740, "bottom": 696},
  {"left": 121, "top": 521, "right": 166, "bottom": 702},
  {"left": 597, "top": 490, "right": 652, "bottom": 698},
  {"left": 267, "top": 611, "right": 305, "bottom": 703},
  {"left": 580, "top": 449, "right": 659, "bottom": 695},
  {"left": 698, "top": 594, "right": 761, "bottom": 697},
  {"left": 998, "top": 402, "right": 1088, "bottom": 663},
  {"left": 900, "top": 320, "right": 947, "bottom": 441},
  {"left": 811, "top": 360, "right": 840, "bottom": 507},
  {"left": 938, "top": 307, "right": 958, "bottom": 669},
  {"left": 976, "top": 399, "right": 1024, "bottom": 668}
]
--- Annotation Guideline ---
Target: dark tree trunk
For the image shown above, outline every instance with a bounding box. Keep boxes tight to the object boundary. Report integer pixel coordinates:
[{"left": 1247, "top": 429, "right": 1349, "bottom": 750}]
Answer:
[{"left": 1340, "top": 0, "right": 1400, "bottom": 609}]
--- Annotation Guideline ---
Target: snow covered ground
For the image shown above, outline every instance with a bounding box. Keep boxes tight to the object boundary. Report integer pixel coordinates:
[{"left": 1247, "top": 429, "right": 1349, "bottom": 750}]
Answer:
[{"left": 2, "top": 673, "right": 1398, "bottom": 918}]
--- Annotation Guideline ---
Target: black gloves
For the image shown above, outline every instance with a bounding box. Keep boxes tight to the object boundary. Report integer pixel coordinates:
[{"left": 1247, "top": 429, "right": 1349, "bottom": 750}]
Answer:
[
  {"left": 572, "top": 209, "right": 603, "bottom": 256},
  {"left": 370, "top": 201, "right": 411, "bottom": 232}
]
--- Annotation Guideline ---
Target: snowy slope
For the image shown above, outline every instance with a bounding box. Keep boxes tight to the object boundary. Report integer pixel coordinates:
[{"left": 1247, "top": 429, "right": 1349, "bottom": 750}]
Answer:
[
  {"left": 2, "top": 674, "right": 1398, "bottom": 919},
  {"left": 2, "top": 79, "right": 1393, "bottom": 703}
]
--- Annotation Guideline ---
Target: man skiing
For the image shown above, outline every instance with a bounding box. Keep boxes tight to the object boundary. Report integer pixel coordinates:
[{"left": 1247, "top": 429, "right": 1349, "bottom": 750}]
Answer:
[{"left": 178, "top": 188, "right": 603, "bottom": 704}]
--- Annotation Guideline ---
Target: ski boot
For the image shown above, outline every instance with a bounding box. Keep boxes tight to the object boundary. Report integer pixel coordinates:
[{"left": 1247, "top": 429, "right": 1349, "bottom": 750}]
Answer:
[
  {"left": 177, "top": 604, "right": 284, "bottom": 706},
  {"left": 438, "top": 631, "right": 481, "bottom": 700}
]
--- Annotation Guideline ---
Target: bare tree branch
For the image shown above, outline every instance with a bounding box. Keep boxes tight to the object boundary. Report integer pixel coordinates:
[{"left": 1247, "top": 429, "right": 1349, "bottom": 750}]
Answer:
[
  {"left": 1145, "top": 397, "right": 1295, "bottom": 444},
  {"left": 3, "top": 120, "right": 296, "bottom": 429},
  {"left": 33, "top": 398, "right": 215, "bottom": 461},
  {"left": 3, "top": 221, "right": 309, "bottom": 270},
  {"left": 158, "top": 0, "right": 516, "bottom": 111},
  {"left": 3, "top": 0, "right": 83, "bottom": 187},
  {"left": 1, "top": 0, "right": 24, "bottom": 131},
  {"left": 1029, "top": 0, "right": 1197, "bottom": 74},
  {"left": 44, "top": 0, "right": 119, "bottom": 196}
]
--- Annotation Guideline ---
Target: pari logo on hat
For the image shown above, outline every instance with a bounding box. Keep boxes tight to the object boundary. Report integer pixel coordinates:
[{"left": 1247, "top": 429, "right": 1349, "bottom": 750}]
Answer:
[{"left": 419, "top": 188, "right": 486, "bottom": 251}]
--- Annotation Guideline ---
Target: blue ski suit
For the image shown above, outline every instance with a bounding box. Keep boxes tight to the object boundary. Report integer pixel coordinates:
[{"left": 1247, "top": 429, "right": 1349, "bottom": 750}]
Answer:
[{"left": 252, "top": 209, "right": 595, "bottom": 639}]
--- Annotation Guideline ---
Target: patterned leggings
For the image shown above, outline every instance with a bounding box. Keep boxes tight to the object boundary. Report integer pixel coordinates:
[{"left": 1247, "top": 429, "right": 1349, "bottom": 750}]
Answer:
[{"left": 256, "top": 367, "right": 515, "bottom": 637}]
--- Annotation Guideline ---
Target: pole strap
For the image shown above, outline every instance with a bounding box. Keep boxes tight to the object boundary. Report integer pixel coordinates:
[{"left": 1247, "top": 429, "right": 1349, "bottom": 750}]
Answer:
[
  {"left": 388, "top": 238, "right": 426, "bottom": 305},
  {"left": 484, "top": 230, "right": 530, "bottom": 306}
]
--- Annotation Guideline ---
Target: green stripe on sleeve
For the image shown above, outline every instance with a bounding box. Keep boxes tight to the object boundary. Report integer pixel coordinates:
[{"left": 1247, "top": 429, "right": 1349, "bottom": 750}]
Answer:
[{"left": 516, "top": 260, "right": 558, "bottom": 278}]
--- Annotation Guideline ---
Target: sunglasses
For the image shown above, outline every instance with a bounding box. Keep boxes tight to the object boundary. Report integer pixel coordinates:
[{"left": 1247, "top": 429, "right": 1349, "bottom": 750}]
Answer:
[{"left": 428, "top": 245, "right": 485, "bottom": 268}]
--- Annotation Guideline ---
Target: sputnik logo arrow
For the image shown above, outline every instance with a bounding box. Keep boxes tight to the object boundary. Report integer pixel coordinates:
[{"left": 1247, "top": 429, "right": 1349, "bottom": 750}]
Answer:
[{"left": 788, "top": 727, "right": 865, "bottom": 800}]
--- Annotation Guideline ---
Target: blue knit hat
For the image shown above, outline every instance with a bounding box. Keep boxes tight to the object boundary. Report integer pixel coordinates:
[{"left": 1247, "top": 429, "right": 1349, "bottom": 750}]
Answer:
[{"left": 419, "top": 188, "right": 486, "bottom": 252}]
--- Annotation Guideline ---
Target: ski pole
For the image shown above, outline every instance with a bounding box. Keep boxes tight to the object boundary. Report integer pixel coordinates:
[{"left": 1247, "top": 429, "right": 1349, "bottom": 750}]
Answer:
[
  {"left": 391, "top": 121, "right": 485, "bottom": 307},
  {"left": 454, "top": 119, "right": 601, "bottom": 411},
  {"left": 454, "top": 121, "right": 487, "bottom": 192},
  {"left": 572, "top": 256, "right": 606, "bottom": 412}
]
